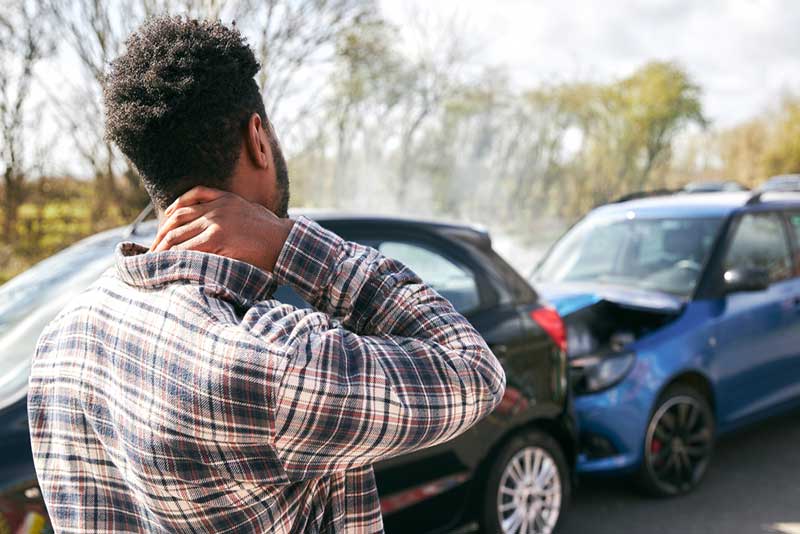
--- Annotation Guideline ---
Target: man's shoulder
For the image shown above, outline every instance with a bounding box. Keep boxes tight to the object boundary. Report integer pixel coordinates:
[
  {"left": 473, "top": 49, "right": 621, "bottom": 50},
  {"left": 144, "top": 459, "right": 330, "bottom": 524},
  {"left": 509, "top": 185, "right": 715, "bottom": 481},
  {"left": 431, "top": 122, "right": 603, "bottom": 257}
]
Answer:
[
  {"left": 35, "top": 262, "right": 297, "bottom": 362},
  {"left": 42, "top": 265, "right": 261, "bottom": 337}
]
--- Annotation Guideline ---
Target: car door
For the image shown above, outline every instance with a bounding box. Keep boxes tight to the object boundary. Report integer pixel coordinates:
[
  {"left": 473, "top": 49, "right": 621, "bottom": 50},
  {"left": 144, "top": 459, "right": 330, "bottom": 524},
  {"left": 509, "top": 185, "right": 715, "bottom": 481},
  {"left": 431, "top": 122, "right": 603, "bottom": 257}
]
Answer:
[{"left": 714, "top": 211, "right": 800, "bottom": 427}]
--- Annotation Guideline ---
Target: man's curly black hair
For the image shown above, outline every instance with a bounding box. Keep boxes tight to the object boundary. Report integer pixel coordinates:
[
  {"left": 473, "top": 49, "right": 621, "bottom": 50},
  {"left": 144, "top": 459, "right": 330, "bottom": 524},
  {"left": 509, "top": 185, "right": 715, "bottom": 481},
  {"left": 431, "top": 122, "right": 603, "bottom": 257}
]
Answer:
[{"left": 104, "top": 16, "right": 269, "bottom": 210}]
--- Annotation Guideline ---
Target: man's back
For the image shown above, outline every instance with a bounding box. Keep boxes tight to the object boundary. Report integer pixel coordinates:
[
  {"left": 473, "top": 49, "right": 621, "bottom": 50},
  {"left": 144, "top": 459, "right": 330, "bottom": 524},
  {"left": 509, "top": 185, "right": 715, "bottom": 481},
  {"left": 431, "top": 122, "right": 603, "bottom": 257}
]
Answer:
[{"left": 29, "top": 217, "right": 506, "bottom": 533}]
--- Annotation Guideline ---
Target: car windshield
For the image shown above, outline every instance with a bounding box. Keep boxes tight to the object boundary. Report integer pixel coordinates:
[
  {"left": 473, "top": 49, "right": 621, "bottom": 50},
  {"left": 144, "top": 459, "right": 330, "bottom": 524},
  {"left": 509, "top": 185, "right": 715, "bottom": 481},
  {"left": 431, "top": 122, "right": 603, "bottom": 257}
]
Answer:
[{"left": 533, "top": 215, "right": 724, "bottom": 297}]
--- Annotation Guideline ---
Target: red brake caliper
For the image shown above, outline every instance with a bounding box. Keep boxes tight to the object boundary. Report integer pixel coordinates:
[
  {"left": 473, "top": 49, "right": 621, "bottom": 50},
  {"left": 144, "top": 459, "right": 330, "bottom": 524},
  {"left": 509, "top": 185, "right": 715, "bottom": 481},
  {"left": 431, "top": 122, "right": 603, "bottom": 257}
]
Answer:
[{"left": 651, "top": 439, "right": 662, "bottom": 455}]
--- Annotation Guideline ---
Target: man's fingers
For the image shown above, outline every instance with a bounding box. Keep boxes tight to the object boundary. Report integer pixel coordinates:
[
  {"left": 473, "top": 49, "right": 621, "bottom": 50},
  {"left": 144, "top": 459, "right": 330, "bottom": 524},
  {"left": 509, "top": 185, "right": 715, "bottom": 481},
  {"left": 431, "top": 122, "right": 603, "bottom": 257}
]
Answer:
[
  {"left": 168, "top": 229, "right": 216, "bottom": 254},
  {"left": 152, "top": 218, "right": 208, "bottom": 252},
  {"left": 152, "top": 202, "right": 218, "bottom": 250},
  {"left": 164, "top": 186, "right": 227, "bottom": 218}
]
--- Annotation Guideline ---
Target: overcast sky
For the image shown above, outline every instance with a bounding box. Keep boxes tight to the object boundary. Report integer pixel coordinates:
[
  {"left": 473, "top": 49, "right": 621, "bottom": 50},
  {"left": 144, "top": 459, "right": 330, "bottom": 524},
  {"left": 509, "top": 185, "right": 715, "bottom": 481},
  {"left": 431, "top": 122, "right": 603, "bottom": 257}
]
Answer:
[{"left": 381, "top": 0, "right": 800, "bottom": 128}]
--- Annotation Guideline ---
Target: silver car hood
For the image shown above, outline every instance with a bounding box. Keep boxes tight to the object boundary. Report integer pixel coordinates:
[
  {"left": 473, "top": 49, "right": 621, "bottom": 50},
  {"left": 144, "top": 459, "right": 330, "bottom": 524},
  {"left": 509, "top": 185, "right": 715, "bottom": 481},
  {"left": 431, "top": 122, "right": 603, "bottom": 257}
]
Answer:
[{"left": 0, "top": 221, "right": 157, "bottom": 411}]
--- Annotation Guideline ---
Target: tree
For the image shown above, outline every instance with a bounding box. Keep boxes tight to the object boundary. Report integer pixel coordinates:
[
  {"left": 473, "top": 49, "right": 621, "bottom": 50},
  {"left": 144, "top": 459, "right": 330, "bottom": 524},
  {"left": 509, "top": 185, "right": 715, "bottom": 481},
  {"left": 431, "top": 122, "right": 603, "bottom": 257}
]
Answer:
[
  {"left": 44, "top": 0, "right": 161, "bottom": 222},
  {"left": 243, "top": 0, "right": 376, "bottom": 132},
  {"left": 711, "top": 96, "right": 800, "bottom": 187},
  {"left": 549, "top": 62, "right": 706, "bottom": 214},
  {"left": 718, "top": 118, "right": 769, "bottom": 187},
  {"left": 617, "top": 61, "right": 706, "bottom": 188},
  {"left": 391, "top": 10, "right": 474, "bottom": 205},
  {"left": 322, "top": 15, "right": 400, "bottom": 207},
  {"left": 762, "top": 97, "right": 800, "bottom": 177},
  {"left": 0, "top": 0, "right": 49, "bottom": 242},
  {"left": 302, "top": 7, "right": 475, "bottom": 213},
  {"left": 43, "top": 0, "right": 376, "bottom": 222}
]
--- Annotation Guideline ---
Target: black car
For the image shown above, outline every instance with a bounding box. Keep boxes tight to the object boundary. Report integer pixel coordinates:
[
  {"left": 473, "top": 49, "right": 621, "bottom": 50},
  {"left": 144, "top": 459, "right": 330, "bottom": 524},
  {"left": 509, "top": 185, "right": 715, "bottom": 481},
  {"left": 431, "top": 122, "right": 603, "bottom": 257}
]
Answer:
[{"left": 0, "top": 211, "right": 575, "bottom": 534}]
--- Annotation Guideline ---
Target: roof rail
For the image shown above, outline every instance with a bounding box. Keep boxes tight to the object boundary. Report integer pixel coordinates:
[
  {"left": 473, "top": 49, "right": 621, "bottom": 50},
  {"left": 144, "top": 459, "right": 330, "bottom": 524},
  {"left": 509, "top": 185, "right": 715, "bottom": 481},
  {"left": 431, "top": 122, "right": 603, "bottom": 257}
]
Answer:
[{"left": 610, "top": 189, "right": 678, "bottom": 204}]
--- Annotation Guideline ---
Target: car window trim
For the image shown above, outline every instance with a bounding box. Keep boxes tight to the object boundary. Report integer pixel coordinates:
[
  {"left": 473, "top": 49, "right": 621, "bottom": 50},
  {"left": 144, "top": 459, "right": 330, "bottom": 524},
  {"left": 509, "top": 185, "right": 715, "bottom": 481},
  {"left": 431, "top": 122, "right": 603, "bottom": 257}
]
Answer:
[
  {"left": 692, "top": 213, "right": 736, "bottom": 300},
  {"left": 782, "top": 210, "right": 800, "bottom": 278}
]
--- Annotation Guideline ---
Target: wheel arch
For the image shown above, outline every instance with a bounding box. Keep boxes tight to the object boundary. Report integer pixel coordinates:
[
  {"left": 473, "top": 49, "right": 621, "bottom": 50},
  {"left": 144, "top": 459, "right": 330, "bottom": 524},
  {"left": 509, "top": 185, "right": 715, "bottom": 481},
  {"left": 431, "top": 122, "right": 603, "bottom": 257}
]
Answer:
[
  {"left": 638, "top": 369, "right": 717, "bottom": 496},
  {"left": 464, "top": 416, "right": 575, "bottom": 520},
  {"left": 656, "top": 369, "right": 716, "bottom": 416}
]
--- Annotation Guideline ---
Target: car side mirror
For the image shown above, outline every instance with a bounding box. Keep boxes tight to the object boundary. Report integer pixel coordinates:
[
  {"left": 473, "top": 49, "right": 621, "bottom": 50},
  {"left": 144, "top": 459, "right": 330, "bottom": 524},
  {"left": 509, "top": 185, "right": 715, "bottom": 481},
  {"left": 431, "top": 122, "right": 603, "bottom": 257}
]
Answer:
[{"left": 723, "top": 267, "right": 770, "bottom": 294}]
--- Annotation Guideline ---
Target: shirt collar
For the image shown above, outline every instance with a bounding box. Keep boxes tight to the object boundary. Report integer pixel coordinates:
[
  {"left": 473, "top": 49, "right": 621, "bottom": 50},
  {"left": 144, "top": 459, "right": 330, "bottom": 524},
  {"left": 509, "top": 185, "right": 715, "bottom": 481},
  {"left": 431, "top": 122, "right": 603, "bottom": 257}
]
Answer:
[{"left": 115, "top": 242, "right": 277, "bottom": 306}]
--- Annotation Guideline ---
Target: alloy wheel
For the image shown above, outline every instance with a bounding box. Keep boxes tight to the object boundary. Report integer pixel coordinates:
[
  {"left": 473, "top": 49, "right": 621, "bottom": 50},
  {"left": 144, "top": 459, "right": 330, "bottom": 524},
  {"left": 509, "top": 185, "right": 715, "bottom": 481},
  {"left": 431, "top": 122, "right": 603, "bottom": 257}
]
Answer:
[
  {"left": 496, "top": 446, "right": 562, "bottom": 534},
  {"left": 644, "top": 395, "right": 713, "bottom": 494}
]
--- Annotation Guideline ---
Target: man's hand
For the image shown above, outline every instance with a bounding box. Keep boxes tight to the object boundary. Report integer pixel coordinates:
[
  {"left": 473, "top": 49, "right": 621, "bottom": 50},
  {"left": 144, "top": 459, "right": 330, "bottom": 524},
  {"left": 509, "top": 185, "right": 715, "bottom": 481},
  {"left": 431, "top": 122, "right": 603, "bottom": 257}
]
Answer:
[{"left": 150, "top": 186, "right": 294, "bottom": 273}]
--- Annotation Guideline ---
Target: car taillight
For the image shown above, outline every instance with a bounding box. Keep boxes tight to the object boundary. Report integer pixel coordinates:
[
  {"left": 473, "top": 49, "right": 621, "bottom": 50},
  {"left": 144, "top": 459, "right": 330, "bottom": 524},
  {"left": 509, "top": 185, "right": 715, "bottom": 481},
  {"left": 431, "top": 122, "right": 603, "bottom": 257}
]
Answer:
[{"left": 530, "top": 307, "right": 567, "bottom": 352}]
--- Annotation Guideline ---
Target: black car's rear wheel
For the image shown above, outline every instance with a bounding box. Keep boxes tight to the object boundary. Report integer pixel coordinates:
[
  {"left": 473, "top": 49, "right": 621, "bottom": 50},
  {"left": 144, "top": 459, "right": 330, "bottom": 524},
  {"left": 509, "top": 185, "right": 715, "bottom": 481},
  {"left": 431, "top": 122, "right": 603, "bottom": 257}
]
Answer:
[
  {"left": 481, "top": 430, "right": 570, "bottom": 534},
  {"left": 639, "top": 384, "right": 715, "bottom": 497}
]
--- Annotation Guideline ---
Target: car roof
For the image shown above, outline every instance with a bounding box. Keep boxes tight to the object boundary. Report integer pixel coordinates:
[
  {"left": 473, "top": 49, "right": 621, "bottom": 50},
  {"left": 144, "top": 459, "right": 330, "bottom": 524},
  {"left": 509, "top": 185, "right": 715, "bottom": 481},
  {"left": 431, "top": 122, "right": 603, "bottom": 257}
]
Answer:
[
  {"left": 590, "top": 191, "right": 800, "bottom": 219},
  {"left": 128, "top": 207, "right": 493, "bottom": 249},
  {"left": 288, "top": 208, "right": 493, "bottom": 249}
]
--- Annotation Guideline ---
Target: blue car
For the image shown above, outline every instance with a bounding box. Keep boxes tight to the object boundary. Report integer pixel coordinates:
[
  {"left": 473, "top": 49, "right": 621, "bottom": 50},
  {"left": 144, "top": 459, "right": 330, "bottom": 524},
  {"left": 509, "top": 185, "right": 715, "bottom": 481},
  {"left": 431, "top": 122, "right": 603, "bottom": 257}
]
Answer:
[{"left": 531, "top": 191, "right": 800, "bottom": 496}]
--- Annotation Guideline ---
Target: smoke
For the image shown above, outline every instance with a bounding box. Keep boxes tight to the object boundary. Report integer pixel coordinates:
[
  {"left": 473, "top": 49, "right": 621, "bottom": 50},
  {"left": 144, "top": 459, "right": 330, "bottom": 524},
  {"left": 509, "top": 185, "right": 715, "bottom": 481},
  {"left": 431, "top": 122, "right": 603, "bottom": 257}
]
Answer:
[{"left": 288, "top": 144, "right": 566, "bottom": 279}]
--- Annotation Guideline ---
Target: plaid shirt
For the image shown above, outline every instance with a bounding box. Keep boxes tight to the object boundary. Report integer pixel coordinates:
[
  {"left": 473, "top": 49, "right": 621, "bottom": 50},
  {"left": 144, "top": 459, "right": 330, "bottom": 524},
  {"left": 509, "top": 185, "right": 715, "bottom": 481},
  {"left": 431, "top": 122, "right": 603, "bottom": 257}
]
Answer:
[{"left": 28, "top": 216, "right": 506, "bottom": 533}]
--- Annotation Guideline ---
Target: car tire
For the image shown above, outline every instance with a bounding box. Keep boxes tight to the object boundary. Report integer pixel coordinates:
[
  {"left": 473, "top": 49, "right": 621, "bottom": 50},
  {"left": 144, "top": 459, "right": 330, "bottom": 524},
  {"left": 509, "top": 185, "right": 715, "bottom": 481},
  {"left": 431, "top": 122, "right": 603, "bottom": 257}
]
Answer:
[
  {"left": 480, "top": 430, "right": 570, "bottom": 534},
  {"left": 638, "top": 383, "right": 715, "bottom": 497}
]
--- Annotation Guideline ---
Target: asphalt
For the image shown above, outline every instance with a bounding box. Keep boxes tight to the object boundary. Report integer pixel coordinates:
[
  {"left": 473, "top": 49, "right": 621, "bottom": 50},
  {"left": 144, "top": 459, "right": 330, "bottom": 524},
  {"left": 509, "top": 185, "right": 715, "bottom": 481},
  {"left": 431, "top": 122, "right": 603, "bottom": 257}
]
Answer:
[{"left": 558, "top": 409, "right": 800, "bottom": 534}]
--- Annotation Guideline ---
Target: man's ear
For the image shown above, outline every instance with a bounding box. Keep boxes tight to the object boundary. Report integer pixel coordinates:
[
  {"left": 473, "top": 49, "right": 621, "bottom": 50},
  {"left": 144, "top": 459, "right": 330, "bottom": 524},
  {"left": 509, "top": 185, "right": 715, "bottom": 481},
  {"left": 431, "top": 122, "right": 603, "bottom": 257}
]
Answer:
[{"left": 245, "top": 113, "right": 270, "bottom": 170}]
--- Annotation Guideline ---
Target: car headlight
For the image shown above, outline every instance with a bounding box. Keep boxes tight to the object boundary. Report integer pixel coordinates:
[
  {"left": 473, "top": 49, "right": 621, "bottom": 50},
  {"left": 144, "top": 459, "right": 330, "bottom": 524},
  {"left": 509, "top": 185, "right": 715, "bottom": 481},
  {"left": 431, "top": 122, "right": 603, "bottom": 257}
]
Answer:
[{"left": 570, "top": 352, "right": 636, "bottom": 394}]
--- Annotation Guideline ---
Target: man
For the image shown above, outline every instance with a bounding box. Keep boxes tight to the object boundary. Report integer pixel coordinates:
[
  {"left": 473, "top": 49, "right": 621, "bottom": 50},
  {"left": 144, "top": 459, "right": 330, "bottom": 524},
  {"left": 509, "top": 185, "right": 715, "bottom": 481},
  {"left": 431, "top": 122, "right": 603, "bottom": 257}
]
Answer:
[{"left": 27, "top": 16, "right": 505, "bottom": 534}]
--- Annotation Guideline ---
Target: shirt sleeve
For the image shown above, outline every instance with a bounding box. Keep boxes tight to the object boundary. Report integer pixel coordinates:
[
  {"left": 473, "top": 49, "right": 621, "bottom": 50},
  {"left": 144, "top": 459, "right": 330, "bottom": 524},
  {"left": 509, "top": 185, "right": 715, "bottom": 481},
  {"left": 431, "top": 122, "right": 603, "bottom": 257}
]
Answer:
[{"left": 255, "top": 216, "right": 506, "bottom": 481}]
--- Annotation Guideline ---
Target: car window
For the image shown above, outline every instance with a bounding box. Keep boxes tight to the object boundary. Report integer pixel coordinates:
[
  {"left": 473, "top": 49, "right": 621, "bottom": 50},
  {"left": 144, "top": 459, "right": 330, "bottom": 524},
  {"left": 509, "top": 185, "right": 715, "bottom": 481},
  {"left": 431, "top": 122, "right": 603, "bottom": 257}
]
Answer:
[
  {"left": 724, "top": 213, "right": 793, "bottom": 283},
  {"left": 273, "top": 239, "right": 482, "bottom": 314},
  {"left": 274, "top": 240, "right": 480, "bottom": 313},
  {"left": 378, "top": 241, "right": 480, "bottom": 313}
]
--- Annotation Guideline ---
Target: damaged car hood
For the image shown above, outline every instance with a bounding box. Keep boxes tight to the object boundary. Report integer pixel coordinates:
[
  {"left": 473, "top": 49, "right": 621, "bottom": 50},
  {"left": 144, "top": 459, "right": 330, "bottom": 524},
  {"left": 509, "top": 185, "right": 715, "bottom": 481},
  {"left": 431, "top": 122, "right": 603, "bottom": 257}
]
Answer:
[{"left": 536, "top": 282, "right": 685, "bottom": 317}]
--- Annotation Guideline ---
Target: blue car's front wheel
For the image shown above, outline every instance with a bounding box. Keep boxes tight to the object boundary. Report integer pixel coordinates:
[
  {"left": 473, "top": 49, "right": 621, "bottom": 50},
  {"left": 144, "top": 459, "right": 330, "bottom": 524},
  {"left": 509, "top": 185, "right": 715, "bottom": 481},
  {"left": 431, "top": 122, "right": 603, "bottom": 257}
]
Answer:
[{"left": 638, "top": 384, "right": 715, "bottom": 496}]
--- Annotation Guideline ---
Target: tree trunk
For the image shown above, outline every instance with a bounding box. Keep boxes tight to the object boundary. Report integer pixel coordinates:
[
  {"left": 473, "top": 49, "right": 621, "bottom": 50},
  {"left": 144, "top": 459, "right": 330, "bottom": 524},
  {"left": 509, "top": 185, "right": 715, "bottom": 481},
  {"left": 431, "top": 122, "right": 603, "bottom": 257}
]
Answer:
[
  {"left": 397, "top": 105, "right": 431, "bottom": 207},
  {"left": 2, "top": 169, "right": 21, "bottom": 244},
  {"left": 91, "top": 143, "right": 121, "bottom": 227},
  {"left": 2, "top": 199, "right": 16, "bottom": 245}
]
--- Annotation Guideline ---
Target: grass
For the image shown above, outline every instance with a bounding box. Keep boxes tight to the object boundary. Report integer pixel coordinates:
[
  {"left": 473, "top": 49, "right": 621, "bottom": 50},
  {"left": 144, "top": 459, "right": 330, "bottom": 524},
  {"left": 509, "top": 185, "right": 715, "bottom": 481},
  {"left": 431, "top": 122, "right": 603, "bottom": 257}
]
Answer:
[{"left": 0, "top": 197, "right": 127, "bottom": 285}]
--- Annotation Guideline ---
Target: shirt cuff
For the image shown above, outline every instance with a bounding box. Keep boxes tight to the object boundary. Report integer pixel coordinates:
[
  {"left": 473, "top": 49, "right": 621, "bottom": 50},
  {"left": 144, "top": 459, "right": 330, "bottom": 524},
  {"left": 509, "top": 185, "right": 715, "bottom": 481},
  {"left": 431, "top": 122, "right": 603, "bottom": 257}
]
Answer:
[{"left": 272, "top": 216, "right": 343, "bottom": 305}]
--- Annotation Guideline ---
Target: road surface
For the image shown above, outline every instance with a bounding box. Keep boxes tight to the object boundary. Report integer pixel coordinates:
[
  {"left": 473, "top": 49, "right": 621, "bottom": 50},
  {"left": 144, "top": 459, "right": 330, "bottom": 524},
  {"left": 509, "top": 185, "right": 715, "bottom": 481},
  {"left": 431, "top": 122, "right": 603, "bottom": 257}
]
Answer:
[{"left": 559, "top": 409, "right": 800, "bottom": 534}]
